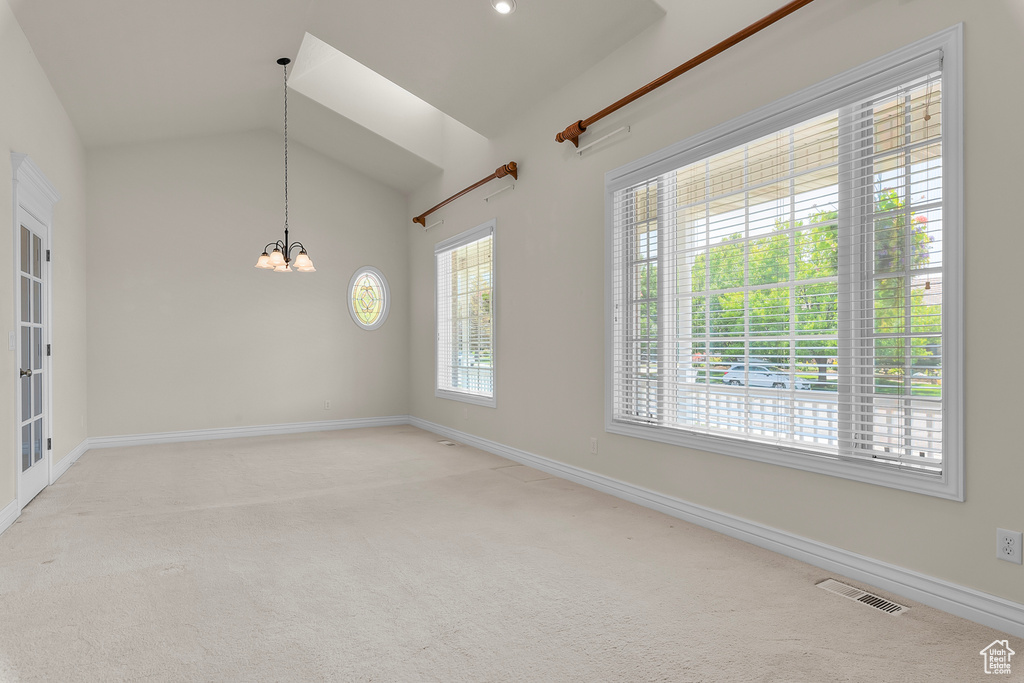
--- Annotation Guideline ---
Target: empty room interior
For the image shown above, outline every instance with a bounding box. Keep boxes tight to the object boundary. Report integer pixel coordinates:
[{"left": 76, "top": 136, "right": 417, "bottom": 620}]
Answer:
[{"left": 0, "top": 0, "right": 1021, "bottom": 680}]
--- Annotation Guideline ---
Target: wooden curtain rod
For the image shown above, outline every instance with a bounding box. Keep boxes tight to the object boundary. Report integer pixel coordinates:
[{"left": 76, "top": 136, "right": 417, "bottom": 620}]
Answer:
[
  {"left": 555, "top": 0, "right": 816, "bottom": 147},
  {"left": 413, "top": 162, "right": 518, "bottom": 226}
]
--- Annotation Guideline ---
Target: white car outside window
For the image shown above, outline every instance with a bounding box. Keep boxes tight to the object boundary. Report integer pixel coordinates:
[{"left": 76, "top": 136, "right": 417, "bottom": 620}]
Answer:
[{"left": 721, "top": 364, "right": 809, "bottom": 390}]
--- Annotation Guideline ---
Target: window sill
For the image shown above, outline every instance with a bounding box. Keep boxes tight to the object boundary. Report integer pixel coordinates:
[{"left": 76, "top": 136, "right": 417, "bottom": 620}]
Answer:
[
  {"left": 436, "top": 388, "right": 496, "bottom": 408},
  {"left": 605, "top": 418, "right": 962, "bottom": 501}
]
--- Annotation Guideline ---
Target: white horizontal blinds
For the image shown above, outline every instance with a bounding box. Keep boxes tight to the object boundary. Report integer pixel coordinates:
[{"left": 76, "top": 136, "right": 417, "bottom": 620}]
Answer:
[
  {"left": 612, "top": 179, "right": 661, "bottom": 423},
  {"left": 436, "top": 229, "right": 494, "bottom": 398},
  {"left": 611, "top": 65, "right": 944, "bottom": 475},
  {"left": 852, "top": 70, "right": 944, "bottom": 472}
]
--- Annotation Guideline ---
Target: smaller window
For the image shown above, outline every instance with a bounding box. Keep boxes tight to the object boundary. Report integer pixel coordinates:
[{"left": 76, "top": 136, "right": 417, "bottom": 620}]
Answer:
[
  {"left": 348, "top": 267, "right": 390, "bottom": 330},
  {"left": 436, "top": 221, "right": 495, "bottom": 406}
]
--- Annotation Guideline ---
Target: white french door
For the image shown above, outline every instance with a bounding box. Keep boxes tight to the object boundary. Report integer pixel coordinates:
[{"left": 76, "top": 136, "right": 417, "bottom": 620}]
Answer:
[{"left": 17, "top": 211, "right": 48, "bottom": 508}]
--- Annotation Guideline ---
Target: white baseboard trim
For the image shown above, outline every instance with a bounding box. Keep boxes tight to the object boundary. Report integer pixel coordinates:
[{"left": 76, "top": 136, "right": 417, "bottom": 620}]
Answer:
[
  {"left": 0, "top": 498, "right": 18, "bottom": 537},
  {"left": 408, "top": 417, "right": 1024, "bottom": 639},
  {"left": 88, "top": 415, "right": 410, "bottom": 450},
  {"left": 51, "top": 438, "right": 89, "bottom": 485}
]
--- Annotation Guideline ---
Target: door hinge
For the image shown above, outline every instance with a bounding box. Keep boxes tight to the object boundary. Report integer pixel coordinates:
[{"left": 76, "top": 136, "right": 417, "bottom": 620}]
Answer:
[
  {"left": 46, "top": 438, "right": 51, "bottom": 450},
  {"left": 45, "top": 250, "right": 50, "bottom": 262},
  {"left": 46, "top": 344, "right": 51, "bottom": 356}
]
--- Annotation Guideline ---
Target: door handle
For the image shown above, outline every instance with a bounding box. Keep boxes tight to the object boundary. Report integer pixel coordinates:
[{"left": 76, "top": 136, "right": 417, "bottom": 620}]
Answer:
[{"left": 20, "top": 368, "right": 31, "bottom": 378}]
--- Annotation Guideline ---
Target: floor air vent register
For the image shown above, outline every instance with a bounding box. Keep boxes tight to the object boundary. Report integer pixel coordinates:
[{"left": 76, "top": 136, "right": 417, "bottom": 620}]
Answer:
[{"left": 816, "top": 578, "right": 908, "bottom": 615}]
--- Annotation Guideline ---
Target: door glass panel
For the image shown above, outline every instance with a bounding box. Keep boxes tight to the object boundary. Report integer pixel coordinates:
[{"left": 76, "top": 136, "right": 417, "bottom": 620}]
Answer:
[
  {"left": 32, "top": 328, "right": 41, "bottom": 370},
  {"left": 16, "top": 220, "right": 50, "bottom": 501},
  {"left": 20, "top": 226, "right": 30, "bottom": 274},
  {"left": 21, "top": 424, "right": 30, "bottom": 472},
  {"left": 20, "top": 277, "right": 29, "bottom": 322},
  {"left": 32, "top": 281, "right": 41, "bottom": 323},
  {"left": 21, "top": 375, "right": 30, "bottom": 422},
  {"left": 21, "top": 327, "right": 29, "bottom": 372},
  {"left": 33, "top": 372, "right": 41, "bottom": 417},
  {"left": 33, "top": 417, "right": 42, "bottom": 463},
  {"left": 32, "top": 234, "right": 41, "bottom": 277}
]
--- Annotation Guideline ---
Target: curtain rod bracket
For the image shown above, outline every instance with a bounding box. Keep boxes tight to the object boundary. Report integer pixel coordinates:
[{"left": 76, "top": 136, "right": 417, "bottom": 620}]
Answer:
[{"left": 555, "top": 120, "right": 587, "bottom": 147}]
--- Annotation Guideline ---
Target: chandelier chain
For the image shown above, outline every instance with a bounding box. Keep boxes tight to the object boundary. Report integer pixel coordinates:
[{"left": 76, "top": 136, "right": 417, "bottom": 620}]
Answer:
[
  {"left": 254, "top": 57, "right": 314, "bottom": 272},
  {"left": 283, "top": 59, "right": 289, "bottom": 231}
]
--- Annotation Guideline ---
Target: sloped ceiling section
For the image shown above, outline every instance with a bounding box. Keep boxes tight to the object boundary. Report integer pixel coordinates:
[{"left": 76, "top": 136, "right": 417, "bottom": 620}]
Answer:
[
  {"left": 290, "top": 33, "right": 485, "bottom": 170},
  {"left": 285, "top": 92, "right": 445, "bottom": 195},
  {"left": 9, "top": 0, "right": 666, "bottom": 193}
]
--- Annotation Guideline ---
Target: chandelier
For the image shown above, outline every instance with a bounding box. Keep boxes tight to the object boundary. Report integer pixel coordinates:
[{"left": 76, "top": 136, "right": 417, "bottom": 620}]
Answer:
[{"left": 255, "top": 57, "right": 315, "bottom": 273}]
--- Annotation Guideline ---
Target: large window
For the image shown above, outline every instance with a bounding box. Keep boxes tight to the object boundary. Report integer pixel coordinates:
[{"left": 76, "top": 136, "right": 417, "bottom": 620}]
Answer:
[
  {"left": 606, "top": 28, "right": 962, "bottom": 499},
  {"left": 436, "top": 221, "right": 495, "bottom": 407}
]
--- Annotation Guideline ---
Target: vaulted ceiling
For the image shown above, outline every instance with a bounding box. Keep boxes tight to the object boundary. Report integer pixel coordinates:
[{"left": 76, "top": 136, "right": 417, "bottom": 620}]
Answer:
[{"left": 10, "top": 0, "right": 666, "bottom": 193}]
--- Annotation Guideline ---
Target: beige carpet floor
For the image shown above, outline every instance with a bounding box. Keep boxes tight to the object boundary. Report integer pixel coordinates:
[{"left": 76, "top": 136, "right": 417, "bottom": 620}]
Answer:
[{"left": 0, "top": 425, "right": 1015, "bottom": 681}]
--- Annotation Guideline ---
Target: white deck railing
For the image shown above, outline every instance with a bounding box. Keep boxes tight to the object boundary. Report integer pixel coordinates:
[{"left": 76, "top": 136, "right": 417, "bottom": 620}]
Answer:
[{"left": 622, "top": 381, "right": 942, "bottom": 463}]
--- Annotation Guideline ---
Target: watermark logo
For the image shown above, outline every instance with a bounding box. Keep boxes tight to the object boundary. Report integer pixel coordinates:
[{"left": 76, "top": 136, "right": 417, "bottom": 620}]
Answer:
[{"left": 980, "top": 640, "right": 1015, "bottom": 675}]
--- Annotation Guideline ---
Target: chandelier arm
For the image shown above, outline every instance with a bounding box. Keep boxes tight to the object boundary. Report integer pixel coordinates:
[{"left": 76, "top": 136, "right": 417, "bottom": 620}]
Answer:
[{"left": 281, "top": 242, "right": 311, "bottom": 263}]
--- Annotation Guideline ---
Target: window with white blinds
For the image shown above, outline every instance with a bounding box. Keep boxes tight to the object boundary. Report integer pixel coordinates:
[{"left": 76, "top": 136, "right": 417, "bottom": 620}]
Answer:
[
  {"left": 436, "top": 221, "right": 495, "bottom": 407},
  {"left": 606, "top": 28, "right": 962, "bottom": 499}
]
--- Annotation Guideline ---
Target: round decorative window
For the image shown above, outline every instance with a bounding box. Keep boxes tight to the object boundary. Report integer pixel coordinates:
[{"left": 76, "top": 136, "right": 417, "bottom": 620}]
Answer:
[{"left": 348, "top": 266, "right": 390, "bottom": 330}]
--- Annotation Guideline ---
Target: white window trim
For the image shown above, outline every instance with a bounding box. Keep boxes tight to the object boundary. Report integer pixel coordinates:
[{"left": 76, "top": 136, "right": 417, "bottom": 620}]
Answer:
[
  {"left": 604, "top": 25, "right": 963, "bottom": 501},
  {"left": 435, "top": 220, "right": 497, "bottom": 408}
]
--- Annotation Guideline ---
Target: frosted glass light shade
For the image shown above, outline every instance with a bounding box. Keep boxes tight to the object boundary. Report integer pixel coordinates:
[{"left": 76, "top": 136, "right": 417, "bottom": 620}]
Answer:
[
  {"left": 273, "top": 263, "right": 292, "bottom": 272},
  {"left": 294, "top": 252, "right": 313, "bottom": 269},
  {"left": 267, "top": 248, "right": 286, "bottom": 267},
  {"left": 255, "top": 252, "right": 273, "bottom": 269}
]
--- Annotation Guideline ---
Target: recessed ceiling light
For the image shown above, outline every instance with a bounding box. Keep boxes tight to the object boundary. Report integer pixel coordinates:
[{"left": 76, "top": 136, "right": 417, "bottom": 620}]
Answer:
[{"left": 491, "top": 0, "right": 516, "bottom": 15}]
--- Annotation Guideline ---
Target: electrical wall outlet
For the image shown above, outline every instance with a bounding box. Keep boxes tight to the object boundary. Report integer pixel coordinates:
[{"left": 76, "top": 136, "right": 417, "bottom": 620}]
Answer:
[
  {"left": 997, "top": 529, "right": 1022, "bottom": 564},
  {"left": 323, "top": 400, "right": 331, "bottom": 410},
  {"left": 590, "top": 437, "right": 598, "bottom": 455}
]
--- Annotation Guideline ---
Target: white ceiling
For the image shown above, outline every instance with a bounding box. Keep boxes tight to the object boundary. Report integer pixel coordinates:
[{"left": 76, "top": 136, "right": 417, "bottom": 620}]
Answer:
[{"left": 9, "top": 0, "right": 666, "bottom": 193}]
